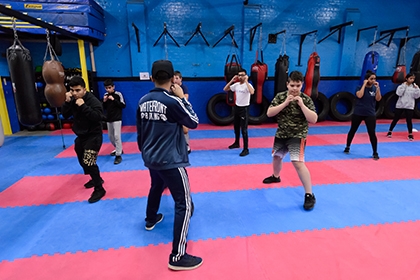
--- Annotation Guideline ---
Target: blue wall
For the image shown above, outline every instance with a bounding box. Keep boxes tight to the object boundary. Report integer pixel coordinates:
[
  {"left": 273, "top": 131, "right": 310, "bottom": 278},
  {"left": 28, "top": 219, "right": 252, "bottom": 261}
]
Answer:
[{"left": 1, "top": 0, "right": 420, "bottom": 130}]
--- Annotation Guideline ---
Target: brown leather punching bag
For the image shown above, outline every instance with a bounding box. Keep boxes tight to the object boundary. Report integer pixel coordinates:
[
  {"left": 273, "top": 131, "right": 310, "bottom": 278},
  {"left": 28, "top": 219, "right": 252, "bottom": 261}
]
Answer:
[{"left": 42, "top": 60, "right": 66, "bottom": 107}]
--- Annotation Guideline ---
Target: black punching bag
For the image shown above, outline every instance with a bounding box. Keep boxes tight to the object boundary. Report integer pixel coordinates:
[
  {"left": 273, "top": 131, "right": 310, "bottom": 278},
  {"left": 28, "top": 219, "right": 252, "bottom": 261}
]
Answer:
[
  {"left": 7, "top": 44, "right": 42, "bottom": 126},
  {"left": 274, "top": 54, "right": 289, "bottom": 96}
]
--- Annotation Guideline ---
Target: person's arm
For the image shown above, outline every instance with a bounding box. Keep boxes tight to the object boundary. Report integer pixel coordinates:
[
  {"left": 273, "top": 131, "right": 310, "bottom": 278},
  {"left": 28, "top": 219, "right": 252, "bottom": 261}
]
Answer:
[
  {"left": 61, "top": 91, "right": 73, "bottom": 119},
  {"left": 170, "top": 84, "right": 199, "bottom": 129},
  {"left": 223, "top": 75, "right": 237, "bottom": 92},
  {"left": 356, "top": 80, "right": 367, "bottom": 98},
  {"left": 396, "top": 83, "right": 407, "bottom": 96},
  {"left": 76, "top": 97, "right": 104, "bottom": 122},
  {"left": 244, "top": 75, "right": 255, "bottom": 95},
  {"left": 374, "top": 82, "right": 381, "bottom": 101},
  {"left": 115, "top": 92, "right": 126, "bottom": 108},
  {"left": 267, "top": 94, "right": 294, "bottom": 117},
  {"left": 294, "top": 95, "right": 318, "bottom": 124}
]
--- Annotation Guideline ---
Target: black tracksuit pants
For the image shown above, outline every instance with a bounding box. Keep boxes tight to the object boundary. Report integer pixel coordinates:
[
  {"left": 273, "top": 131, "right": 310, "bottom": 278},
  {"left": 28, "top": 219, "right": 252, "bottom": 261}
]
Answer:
[{"left": 233, "top": 105, "right": 249, "bottom": 149}]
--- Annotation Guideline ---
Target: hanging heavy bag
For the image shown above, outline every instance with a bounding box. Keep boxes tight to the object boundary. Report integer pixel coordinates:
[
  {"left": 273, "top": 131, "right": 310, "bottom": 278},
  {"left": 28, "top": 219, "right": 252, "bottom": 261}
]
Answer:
[
  {"left": 42, "top": 60, "right": 66, "bottom": 107},
  {"left": 7, "top": 44, "right": 42, "bottom": 127},
  {"left": 274, "top": 54, "right": 289, "bottom": 96},
  {"left": 303, "top": 52, "right": 320, "bottom": 100},
  {"left": 250, "top": 50, "right": 268, "bottom": 104},
  {"left": 359, "top": 51, "right": 379, "bottom": 85},
  {"left": 409, "top": 50, "right": 420, "bottom": 85},
  {"left": 392, "top": 65, "right": 406, "bottom": 84},
  {"left": 224, "top": 54, "right": 241, "bottom": 106}
]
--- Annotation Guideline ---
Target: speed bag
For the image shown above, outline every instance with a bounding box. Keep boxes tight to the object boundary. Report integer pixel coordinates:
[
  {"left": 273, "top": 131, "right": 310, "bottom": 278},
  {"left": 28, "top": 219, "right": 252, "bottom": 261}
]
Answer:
[
  {"left": 303, "top": 52, "right": 320, "bottom": 100},
  {"left": 392, "top": 65, "right": 406, "bottom": 84},
  {"left": 250, "top": 61, "right": 268, "bottom": 104},
  {"left": 42, "top": 60, "right": 66, "bottom": 107},
  {"left": 224, "top": 54, "right": 241, "bottom": 83},
  {"left": 274, "top": 54, "right": 289, "bottom": 95},
  {"left": 410, "top": 51, "right": 420, "bottom": 85},
  {"left": 359, "top": 51, "right": 379, "bottom": 85},
  {"left": 6, "top": 45, "right": 42, "bottom": 126}
]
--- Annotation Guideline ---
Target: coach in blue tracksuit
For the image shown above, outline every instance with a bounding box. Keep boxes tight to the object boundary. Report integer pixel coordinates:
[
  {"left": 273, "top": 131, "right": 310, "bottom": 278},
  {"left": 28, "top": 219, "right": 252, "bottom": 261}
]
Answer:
[{"left": 136, "top": 60, "right": 202, "bottom": 271}]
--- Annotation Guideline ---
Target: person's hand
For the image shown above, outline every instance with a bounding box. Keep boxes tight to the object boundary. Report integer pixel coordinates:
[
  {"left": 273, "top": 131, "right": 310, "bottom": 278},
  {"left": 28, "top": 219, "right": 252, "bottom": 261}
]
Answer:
[
  {"left": 75, "top": 98, "right": 85, "bottom": 106},
  {"left": 293, "top": 95, "right": 303, "bottom": 106},
  {"left": 363, "top": 79, "right": 368, "bottom": 85},
  {"left": 65, "top": 91, "right": 72, "bottom": 102},
  {"left": 414, "top": 83, "right": 419, "bottom": 89},
  {"left": 170, "top": 84, "right": 185, "bottom": 98},
  {"left": 231, "top": 75, "right": 238, "bottom": 83},
  {"left": 244, "top": 75, "right": 249, "bottom": 82},
  {"left": 103, "top": 95, "right": 108, "bottom": 101},
  {"left": 285, "top": 94, "right": 295, "bottom": 105},
  {"left": 374, "top": 81, "right": 379, "bottom": 87},
  {"left": 108, "top": 95, "right": 114, "bottom": 101}
]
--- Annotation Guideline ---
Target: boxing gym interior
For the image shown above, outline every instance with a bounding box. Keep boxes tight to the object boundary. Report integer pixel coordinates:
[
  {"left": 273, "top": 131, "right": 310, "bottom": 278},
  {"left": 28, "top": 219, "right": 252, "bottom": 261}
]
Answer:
[{"left": 1, "top": 0, "right": 420, "bottom": 279}]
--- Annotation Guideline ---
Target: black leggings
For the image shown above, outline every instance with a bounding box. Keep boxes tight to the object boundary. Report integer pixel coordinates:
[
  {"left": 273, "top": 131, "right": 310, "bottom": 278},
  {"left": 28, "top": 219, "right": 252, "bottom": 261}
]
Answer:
[
  {"left": 388, "top": 108, "right": 414, "bottom": 134},
  {"left": 346, "top": 114, "right": 378, "bottom": 153},
  {"left": 233, "top": 105, "right": 249, "bottom": 149}
]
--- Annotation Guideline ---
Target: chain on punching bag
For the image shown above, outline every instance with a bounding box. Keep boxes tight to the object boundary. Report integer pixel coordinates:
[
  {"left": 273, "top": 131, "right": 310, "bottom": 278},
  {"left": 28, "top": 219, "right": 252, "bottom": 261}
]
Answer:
[{"left": 6, "top": 19, "right": 42, "bottom": 127}]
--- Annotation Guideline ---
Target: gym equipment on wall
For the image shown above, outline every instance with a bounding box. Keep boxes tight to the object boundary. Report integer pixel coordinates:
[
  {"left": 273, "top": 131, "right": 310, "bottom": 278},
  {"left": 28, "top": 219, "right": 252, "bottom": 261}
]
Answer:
[
  {"left": 294, "top": 30, "right": 317, "bottom": 66},
  {"left": 206, "top": 93, "right": 234, "bottom": 126},
  {"left": 329, "top": 91, "right": 356, "bottom": 121},
  {"left": 224, "top": 36, "right": 241, "bottom": 106},
  {"left": 274, "top": 31, "right": 288, "bottom": 96},
  {"left": 184, "top": 22, "right": 210, "bottom": 47},
  {"left": 6, "top": 19, "right": 42, "bottom": 127},
  {"left": 250, "top": 24, "right": 267, "bottom": 105},
  {"left": 213, "top": 25, "right": 238, "bottom": 48},
  {"left": 409, "top": 50, "right": 420, "bottom": 86},
  {"left": 313, "top": 92, "right": 329, "bottom": 122},
  {"left": 359, "top": 29, "right": 379, "bottom": 85},
  {"left": 303, "top": 52, "right": 320, "bottom": 100},
  {"left": 392, "top": 28, "right": 409, "bottom": 84}
]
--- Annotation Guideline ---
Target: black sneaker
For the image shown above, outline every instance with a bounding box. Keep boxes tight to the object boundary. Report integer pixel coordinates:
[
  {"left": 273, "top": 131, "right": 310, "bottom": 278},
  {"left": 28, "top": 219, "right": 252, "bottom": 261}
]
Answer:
[
  {"left": 386, "top": 131, "right": 392, "bottom": 138},
  {"left": 263, "top": 175, "right": 281, "bottom": 184},
  {"left": 145, "top": 213, "right": 164, "bottom": 231},
  {"left": 343, "top": 147, "right": 350, "bottom": 154},
  {"left": 84, "top": 178, "right": 104, "bottom": 189},
  {"left": 110, "top": 150, "right": 124, "bottom": 156},
  {"left": 88, "top": 188, "right": 106, "bottom": 203},
  {"left": 373, "top": 153, "right": 379, "bottom": 160},
  {"left": 114, "top": 156, "right": 122, "bottom": 165},
  {"left": 168, "top": 254, "right": 203, "bottom": 271},
  {"left": 303, "top": 193, "right": 316, "bottom": 210},
  {"left": 228, "top": 142, "right": 240, "bottom": 149},
  {"left": 408, "top": 134, "right": 414, "bottom": 141},
  {"left": 239, "top": 149, "right": 249, "bottom": 157}
]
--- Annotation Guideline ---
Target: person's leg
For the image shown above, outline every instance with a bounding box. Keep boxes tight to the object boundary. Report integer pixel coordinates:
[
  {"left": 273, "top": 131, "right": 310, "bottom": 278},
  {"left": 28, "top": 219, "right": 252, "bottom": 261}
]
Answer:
[
  {"left": 107, "top": 122, "right": 116, "bottom": 151},
  {"left": 145, "top": 169, "right": 166, "bottom": 223},
  {"left": 364, "top": 115, "right": 378, "bottom": 156},
  {"left": 345, "top": 115, "right": 363, "bottom": 152},
  {"left": 263, "top": 137, "right": 286, "bottom": 183},
  {"left": 288, "top": 138, "right": 315, "bottom": 210},
  {"left": 229, "top": 106, "right": 240, "bottom": 148},
  {"left": 405, "top": 109, "right": 414, "bottom": 138},
  {"left": 388, "top": 108, "right": 403, "bottom": 135},
  {"left": 113, "top": 120, "right": 123, "bottom": 156},
  {"left": 239, "top": 106, "right": 249, "bottom": 156}
]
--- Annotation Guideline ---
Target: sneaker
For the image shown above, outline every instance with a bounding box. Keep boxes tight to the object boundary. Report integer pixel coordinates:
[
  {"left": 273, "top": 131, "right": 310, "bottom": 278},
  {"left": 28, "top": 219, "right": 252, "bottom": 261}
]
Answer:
[
  {"left": 303, "top": 193, "right": 316, "bottom": 210},
  {"left": 168, "top": 253, "right": 203, "bottom": 271},
  {"left": 343, "top": 147, "right": 350, "bottom": 154},
  {"left": 373, "top": 152, "right": 379, "bottom": 160},
  {"left": 263, "top": 175, "right": 281, "bottom": 184},
  {"left": 408, "top": 135, "right": 414, "bottom": 141},
  {"left": 114, "top": 156, "right": 122, "bottom": 165},
  {"left": 145, "top": 213, "right": 164, "bottom": 231},
  {"left": 239, "top": 149, "right": 249, "bottom": 157},
  {"left": 84, "top": 178, "right": 104, "bottom": 189},
  {"left": 88, "top": 188, "right": 106, "bottom": 203},
  {"left": 386, "top": 131, "right": 392, "bottom": 138},
  {"left": 228, "top": 142, "right": 240, "bottom": 149}
]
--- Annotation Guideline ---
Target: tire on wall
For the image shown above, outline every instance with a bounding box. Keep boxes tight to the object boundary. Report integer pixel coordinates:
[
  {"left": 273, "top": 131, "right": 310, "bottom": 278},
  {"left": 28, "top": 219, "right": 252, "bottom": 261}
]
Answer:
[
  {"left": 375, "top": 98, "right": 385, "bottom": 118},
  {"left": 249, "top": 95, "right": 270, "bottom": 125},
  {"left": 206, "top": 93, "right": 234, "bottom": 126},
  {"left": 329, "top": 91, "right": 356, "bottom": 121},
  {"left": 313, "top": 92, "right": 330, "bottom": 122}
]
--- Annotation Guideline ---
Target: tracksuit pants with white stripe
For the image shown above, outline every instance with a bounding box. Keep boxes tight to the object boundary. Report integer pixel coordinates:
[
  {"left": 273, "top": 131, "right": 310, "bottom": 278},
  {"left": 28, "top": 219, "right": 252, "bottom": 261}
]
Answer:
[{"left": 146, "top": 167, "right": 193, "bottom": 262}]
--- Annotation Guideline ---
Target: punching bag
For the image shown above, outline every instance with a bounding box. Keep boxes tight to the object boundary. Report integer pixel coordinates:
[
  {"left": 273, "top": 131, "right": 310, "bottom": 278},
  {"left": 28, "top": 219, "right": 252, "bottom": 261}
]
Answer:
[
  {"left": 274, "top": 54, "right": 289, "bottom": 95},
  {"left": 224, "top": 54, "right": 241, "bottom": 106},
  {"left": 7, "top": 44, "right": 42, "bottom": 127},
  {"left": 409, "top": 50, "right": 420, "bottom": 86},
  {"left": 304, "top": 52, "right": 320, "bottom": 100},
  {"left": 250, "top": 50, "right": 268, "bottom": 104},
  {"left": 42, "top": 60, "right": 66, "bottom": 107},
  {"left": 392, "top": 65, "right": 406, "bottom": 84},
  {"left": 359, "top": 51, "right": 379, "bottom": 85}
]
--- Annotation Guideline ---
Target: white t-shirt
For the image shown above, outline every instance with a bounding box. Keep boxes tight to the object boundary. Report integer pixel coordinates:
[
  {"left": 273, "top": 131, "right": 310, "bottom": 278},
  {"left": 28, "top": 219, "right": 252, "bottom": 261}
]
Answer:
[{"left": 230, "top": 82, "right": 254, "bottom": 106}]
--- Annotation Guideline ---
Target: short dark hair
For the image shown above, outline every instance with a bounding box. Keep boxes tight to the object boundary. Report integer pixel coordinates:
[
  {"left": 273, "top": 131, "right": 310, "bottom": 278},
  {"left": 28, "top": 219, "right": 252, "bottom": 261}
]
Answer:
[
  {"left": 174, "top": 70, "right": 182, "bottom": 78},
  {"left": 406, "top": 72, "right": 415, "bottom": 80},
  {"left": 104, "top": 79, "right": 114, "bottom": 87},
  {"left": 68, "top": 76, "right": 86, "bottom": 88},
  {"left": 364, "top": 70, "right": 376, "bottom": 80},
  {"left": 288, "top": 71, "right": 304, "bottom": 82},
  {"left": 238, "top": 68, "right": 247, "bottom": 75}
]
